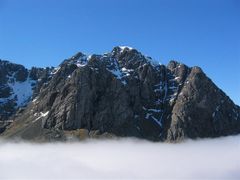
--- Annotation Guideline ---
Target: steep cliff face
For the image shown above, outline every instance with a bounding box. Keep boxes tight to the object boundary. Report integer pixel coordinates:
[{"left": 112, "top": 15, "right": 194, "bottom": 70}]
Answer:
[
  {"left": 1, "top": 47, "right": 240, "bottom": 141},
  {"left": 166, "top": 66, "right": 240, "bottom": 141}
]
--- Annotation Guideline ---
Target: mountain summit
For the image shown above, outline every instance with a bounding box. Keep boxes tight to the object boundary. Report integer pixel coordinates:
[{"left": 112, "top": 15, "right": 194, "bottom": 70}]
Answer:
[{"left": 1, "top": 46, "right": 240, "bottom": 142}]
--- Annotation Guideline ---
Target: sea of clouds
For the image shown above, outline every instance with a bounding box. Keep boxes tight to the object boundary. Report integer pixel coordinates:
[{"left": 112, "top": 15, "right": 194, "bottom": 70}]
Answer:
[{"left": 0, "top": 135, "right": 239, "bottom": 179}]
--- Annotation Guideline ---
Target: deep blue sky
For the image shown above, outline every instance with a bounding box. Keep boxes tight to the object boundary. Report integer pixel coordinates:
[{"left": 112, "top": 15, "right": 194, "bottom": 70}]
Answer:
[{"left": 0, "top": 0, "right": 239, "bottom": 104}]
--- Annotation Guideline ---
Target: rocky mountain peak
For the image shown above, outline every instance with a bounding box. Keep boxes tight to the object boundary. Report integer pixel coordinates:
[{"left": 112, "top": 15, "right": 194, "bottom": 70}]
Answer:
[
  {"left": 0, "top": 48, "right": 240, "bottom": 142},
  {"left": 111, "top": 46, "right": 134, "bottom": 56},
  {"left": 60, "top": 52, "right": 89, "bottom": 67},
  {"left": 111, "top": 46, "right": 160, "bottom": 68}
]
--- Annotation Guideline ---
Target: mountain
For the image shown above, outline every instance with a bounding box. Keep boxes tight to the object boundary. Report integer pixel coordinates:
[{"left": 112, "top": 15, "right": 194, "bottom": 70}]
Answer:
[
  {"left": 0, "top": 60, "right": 54, "bottom": 133},
  {"left": 1, "top": 46, "right": 240, "bottom": 142}
]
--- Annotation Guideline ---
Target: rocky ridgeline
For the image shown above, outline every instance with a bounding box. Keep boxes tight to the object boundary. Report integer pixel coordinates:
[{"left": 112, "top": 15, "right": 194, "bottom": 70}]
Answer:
[
  {"left": 0, "top": 59, "right": 54, "bottom": 132},
  {"left": 0, "top": 47, "right": 240, "bottom": 142}
]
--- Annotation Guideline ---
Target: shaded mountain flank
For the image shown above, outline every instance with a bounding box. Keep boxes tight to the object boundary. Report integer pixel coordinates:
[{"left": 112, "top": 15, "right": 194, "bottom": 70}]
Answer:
[{"left": 0, "top": 46, "right": 239, "bottom": 142}]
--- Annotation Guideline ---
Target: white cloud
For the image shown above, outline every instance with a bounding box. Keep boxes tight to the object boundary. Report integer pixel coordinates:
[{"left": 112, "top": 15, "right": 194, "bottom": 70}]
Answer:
[{"left": 0, "top": 135, "right": 240, "bottom": 179}]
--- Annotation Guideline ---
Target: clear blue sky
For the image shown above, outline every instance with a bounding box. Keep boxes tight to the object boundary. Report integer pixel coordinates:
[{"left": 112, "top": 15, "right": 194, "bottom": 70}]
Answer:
[{"left": 0, "top": 0, "right": 239, "bottom": 105}]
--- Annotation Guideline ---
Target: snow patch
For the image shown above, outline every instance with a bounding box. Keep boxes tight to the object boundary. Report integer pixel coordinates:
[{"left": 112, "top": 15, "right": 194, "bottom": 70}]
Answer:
[
  {"left": 121, "top": 67, "right": 133, "bottom": 77},
  {"left": 148, "top": 109, "right": 162, "bottom": 113},
  {"left": 119, "top": 46, "right": 133, "bottom": 52},
  {"left": 32, "top": 98, "right": 38, "bottom": 103},
  {"left": 51, "top": 67, "right": 60, "bottom": 75},
  {"left": 143, "top": 106, "right": 163, "bottom": 127},
  {"left": 7, "top": 76, "right": 36, "bottom": 107},
  {"left": 33, "top": 111, "right": 49, "bottom": 123},
  {"left": 106, "top": 58, "right": 127, "bottom": 85},
  {"left": 151, "top": 116, "right": 162, "bottom": 126},
  {"left": 75, "top": 55, "right": 89, "bottom": 67},
  {"left": 145, "top": 113, "right": 152, "bottom": 119}
]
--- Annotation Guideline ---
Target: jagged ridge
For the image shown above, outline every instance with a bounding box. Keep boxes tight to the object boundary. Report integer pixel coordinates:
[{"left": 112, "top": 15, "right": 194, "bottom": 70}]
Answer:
[{"left": 0, "top": 46, "right": 240, "bottom": 141}]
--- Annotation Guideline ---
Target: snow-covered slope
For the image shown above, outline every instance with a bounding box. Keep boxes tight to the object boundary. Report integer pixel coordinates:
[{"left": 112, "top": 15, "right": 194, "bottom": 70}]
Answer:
[
  {"left": 6, "top": 75, "right": 36, "bottom": 107},
  {"left": 0, "top": 60, "right": 53, "bottom": 122}
]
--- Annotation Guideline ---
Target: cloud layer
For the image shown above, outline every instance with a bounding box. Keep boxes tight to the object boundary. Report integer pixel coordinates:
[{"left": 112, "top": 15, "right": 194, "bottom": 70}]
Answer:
[{"left": 0, "top": 136, "right": 240, "bottom": 179}]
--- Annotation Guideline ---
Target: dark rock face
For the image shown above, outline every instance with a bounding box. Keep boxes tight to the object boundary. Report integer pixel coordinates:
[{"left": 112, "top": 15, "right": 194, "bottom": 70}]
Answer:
[
  {"left": 0, "top": 60, "right": 53, "bottom": 122},
  {"left": 1, "top": 47, "right": 240, "bottom": 142},
  {"left": 166, "top": 67, "right": 240, "bottom": 141}
]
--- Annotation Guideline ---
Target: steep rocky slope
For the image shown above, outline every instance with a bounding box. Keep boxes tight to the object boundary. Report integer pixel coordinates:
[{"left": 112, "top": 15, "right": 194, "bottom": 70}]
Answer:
[
  {"left": 0, "top": 60, "right": 54, "bottom": 133},
  {"left": 1, "top": 47, "right": 240, "bottom": 142}
]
